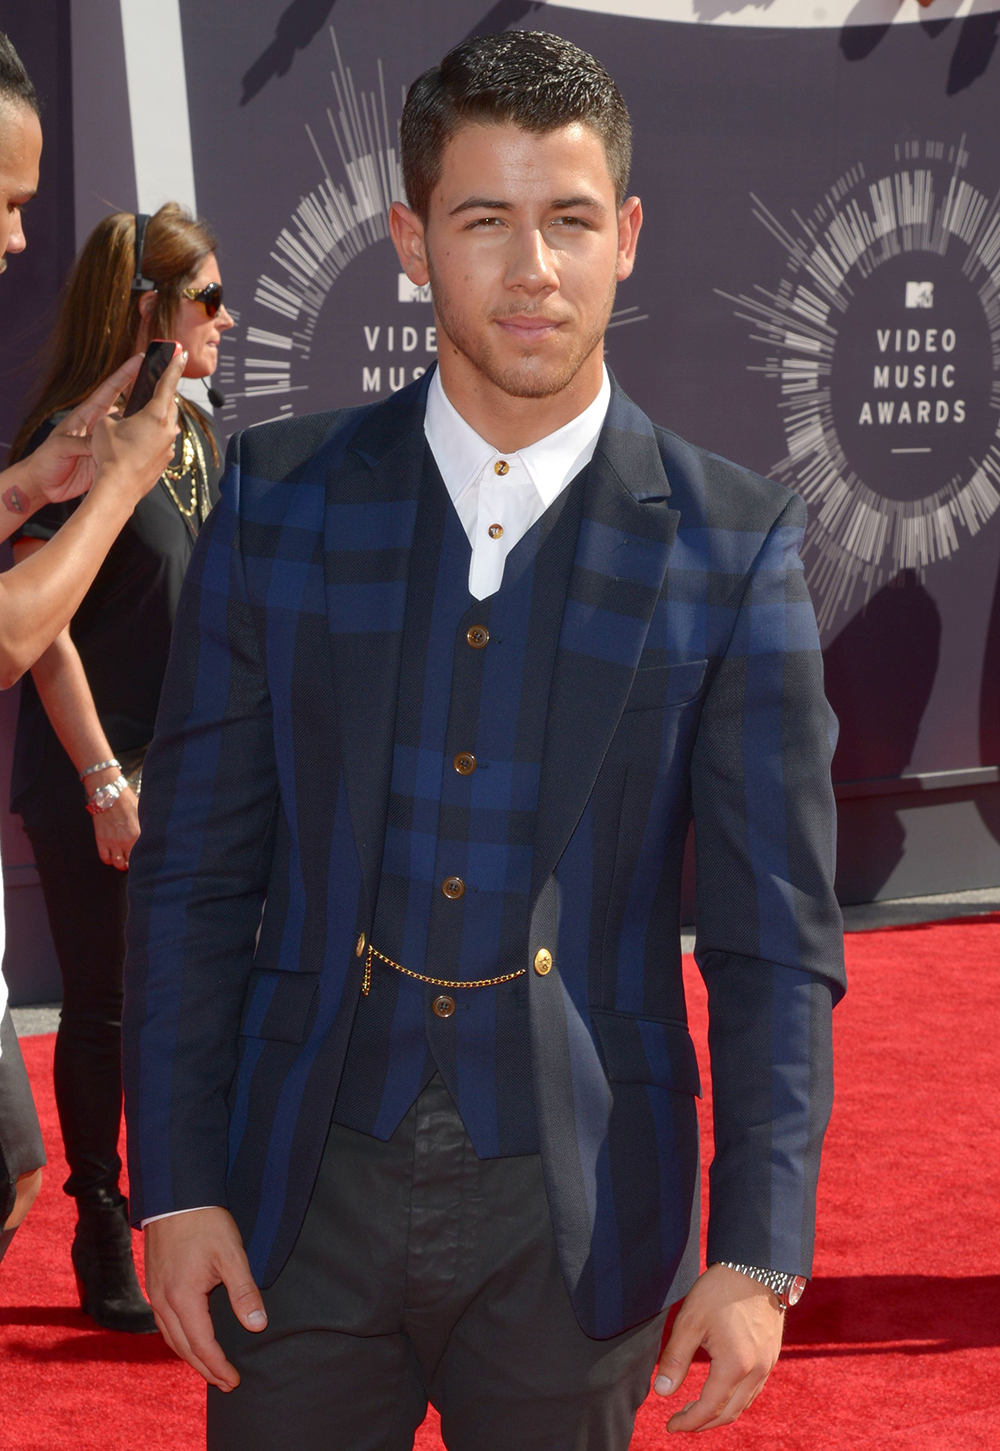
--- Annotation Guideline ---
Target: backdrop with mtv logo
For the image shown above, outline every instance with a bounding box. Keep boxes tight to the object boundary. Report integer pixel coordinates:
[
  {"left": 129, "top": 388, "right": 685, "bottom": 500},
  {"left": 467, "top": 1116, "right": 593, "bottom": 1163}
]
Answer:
[{"left": 67, "top": 0, "right": 1000, "bottom": 900}]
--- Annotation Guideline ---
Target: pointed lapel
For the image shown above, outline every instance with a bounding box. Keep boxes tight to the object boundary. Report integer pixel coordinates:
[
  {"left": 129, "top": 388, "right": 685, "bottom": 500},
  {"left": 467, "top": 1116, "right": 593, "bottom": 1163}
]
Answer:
[
  {"left": 532, "top": 379, "right": 680, "bottom": 898},
  {"left": 323, "top": 374, "right": 431, "bottom": 919}
]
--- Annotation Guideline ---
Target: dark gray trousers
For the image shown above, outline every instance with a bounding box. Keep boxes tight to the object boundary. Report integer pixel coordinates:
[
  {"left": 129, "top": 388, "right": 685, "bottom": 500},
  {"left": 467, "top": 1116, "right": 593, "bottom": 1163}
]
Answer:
[{"left": 208, "top": 1075, "right": 665, "bottom": 1451}]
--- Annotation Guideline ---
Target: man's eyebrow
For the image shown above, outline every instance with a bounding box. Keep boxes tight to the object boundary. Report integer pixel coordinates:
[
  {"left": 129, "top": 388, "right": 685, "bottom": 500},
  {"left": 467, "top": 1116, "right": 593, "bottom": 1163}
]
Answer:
[
  {"left": 449, "top": 197, "right": 513, "bottom": 216},
  {"left": 449, "top": 193, "right": 608, "bottom": 216},
  {"left": 551, "top": 195, "right": 607, "bottom": 213}
]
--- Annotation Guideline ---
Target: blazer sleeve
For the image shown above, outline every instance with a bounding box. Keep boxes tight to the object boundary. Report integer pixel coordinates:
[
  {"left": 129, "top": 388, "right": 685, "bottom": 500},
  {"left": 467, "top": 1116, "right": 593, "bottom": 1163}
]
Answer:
[
  {"left": 691, "top": 491, "right": 846, "bottom": 1278},
  {"left": 122, "top": 431, "right": 279, "bottom": 1225}
]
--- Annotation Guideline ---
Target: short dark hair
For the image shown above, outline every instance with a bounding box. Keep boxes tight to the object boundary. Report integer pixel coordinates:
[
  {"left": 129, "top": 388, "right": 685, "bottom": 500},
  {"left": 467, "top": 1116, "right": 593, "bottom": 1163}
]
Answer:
[
  {"left": 400, "top": 31, "right": 631, "bottom": 220},
  {"left": 0, "top": 30, "right": 39, "bottom": 114}
]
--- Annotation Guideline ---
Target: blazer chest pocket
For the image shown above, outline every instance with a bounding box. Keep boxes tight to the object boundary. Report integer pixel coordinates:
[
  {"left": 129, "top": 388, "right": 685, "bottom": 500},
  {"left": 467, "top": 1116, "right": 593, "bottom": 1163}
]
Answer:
[
  {"left": 622, "top": 658, "right": 708, "bottom": 713},
  {"left": 591, "top": 1009, "right": 702, "bottom": 1097},
  {"left": 240, "top": 969, "right": 320, "bottom": 1045}
]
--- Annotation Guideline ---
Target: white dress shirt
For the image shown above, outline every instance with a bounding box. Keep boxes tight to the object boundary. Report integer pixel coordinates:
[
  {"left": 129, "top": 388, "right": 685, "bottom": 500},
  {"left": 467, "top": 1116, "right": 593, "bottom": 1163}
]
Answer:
[
  {"left": 140, "top": 366, "right": 612, "bottom": 1226},
  {"left": 424, "top": 364, "right": 611, "bottom": 600}
]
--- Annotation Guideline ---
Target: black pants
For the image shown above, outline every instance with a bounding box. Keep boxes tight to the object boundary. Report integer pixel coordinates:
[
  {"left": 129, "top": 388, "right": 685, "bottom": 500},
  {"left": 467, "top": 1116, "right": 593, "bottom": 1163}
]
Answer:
[
  {"left": 209, "top": 1075, "right": 665, "bottom": 1451},
  {"left": 22, "top": 775, "right": 128, "bottom": 1205}
]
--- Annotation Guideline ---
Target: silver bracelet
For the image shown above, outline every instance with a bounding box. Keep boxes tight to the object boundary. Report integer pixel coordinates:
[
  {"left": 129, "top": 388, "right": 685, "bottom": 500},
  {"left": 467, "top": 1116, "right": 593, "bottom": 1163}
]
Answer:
[{"left": 80, "top": 758, "right": 120, "bottom": 781}]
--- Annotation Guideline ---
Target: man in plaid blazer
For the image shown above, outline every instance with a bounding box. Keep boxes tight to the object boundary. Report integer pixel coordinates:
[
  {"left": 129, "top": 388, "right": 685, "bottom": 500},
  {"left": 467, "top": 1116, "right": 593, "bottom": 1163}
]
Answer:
[{"left": 123, "top": 31, "right": 845, "bottom": 1451}]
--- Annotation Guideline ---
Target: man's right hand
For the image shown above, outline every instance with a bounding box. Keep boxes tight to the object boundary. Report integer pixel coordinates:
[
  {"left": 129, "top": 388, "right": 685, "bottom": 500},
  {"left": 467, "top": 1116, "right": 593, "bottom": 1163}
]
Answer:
[{"left": 144, "top": 1207, "right": 268, "bottom": 1392}]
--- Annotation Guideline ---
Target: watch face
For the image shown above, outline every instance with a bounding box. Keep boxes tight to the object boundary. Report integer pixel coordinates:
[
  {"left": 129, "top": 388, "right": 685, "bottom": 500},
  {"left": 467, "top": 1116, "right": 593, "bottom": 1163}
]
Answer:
[{"left": 788, "top": 1276, "right": 807, "bottom": 1307}]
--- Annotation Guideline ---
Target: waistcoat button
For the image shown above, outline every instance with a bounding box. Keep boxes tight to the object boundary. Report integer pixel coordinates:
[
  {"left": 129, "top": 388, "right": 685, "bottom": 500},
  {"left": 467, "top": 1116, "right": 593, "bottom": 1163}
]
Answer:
[
  {"left": 466, "top": 625, "right": 489, "bottom": 649},
  {"left": 494, "top": 459, "right": 509, "bottom": 476},
  {"left": 454, "top": 753, "right": 476, "bottom": 775},
  {"left": 534, "top": 948, "right": 553, "bottom": 976},
  {"left": 355, "top": 933, "right": 366, "bottom": 958},
  {"left": 488, "top": 523, "right": 504, "bottom": 540},
  {"left": 433, "top": 994, "right": 456, "bottom": 1019},
  {"left": 442, "top": 876, "right": 466, "bottom": 899}
]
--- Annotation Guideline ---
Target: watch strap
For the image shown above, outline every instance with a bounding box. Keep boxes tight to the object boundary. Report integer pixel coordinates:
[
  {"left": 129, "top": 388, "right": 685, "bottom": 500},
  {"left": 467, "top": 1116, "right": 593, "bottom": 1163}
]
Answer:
[{"left": 716, "top": 1262, "right": 805, "bottom": 1309}]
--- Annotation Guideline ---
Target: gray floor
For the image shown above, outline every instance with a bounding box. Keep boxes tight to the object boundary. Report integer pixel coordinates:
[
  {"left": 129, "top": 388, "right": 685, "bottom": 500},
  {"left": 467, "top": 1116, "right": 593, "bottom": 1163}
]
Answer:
[
  {"left": 9, "top": 1002, "right": 62, "bottom": 1036},
  {"left": 676, "top": 885, "right": 1000, "bottom": 954},
  {"left": 12, "top": 886, "right": 998, "bottom": 1038}
]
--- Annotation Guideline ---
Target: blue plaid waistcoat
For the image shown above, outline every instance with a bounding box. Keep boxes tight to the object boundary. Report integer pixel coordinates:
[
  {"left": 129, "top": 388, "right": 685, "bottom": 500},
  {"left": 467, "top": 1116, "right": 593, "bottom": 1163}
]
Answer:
[{"left": 332, "top": 452, "right": 586, "bottom": 1156}]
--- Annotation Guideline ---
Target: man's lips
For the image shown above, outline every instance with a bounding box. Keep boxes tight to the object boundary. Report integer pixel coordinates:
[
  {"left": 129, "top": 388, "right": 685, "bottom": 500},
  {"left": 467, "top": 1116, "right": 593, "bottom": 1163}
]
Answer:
[{"left": 494, "top": 315, "right": 564, "bottom": 340}]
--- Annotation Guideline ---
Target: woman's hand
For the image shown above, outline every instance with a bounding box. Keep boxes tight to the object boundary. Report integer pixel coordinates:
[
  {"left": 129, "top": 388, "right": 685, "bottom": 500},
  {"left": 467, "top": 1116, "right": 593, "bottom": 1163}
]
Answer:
[
  {"left": 21, "top": 356, "right": 145, "bottom": 506},
  {"left": 89, "top": 350, "right": 185, "bottom": 504},
  {"left": 25, "top": 348, "right": 184, "bottom": 507},
  {"left": 90, "top": 784, "right": 140, "bottom": 871}
]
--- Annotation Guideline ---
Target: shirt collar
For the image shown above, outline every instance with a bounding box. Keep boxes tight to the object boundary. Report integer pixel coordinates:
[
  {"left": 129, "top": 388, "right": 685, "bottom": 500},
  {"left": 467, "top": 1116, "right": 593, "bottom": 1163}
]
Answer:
[{"left": 424, "top": 363, "right": 611, "bottom": 509}]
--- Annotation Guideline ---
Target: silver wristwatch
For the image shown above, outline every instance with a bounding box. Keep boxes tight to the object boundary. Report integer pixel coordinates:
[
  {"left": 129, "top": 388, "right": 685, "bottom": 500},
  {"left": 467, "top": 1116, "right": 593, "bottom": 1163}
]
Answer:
[
  {"left": 85, "top": 774, "right": 130, "bottom": 815},
  {"left": 717, "top": 1262, "right": 807, "bottom": 1310}
]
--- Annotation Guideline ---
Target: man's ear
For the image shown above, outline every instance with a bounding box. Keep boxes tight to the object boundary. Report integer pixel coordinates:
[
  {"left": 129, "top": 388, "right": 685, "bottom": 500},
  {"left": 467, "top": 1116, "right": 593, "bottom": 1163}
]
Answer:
[
  {"left": 389, "top": 201, "right": 429, "bottom": 287},
  {"left": 616, "top": 196, "right": 642, "bottom": 283}
]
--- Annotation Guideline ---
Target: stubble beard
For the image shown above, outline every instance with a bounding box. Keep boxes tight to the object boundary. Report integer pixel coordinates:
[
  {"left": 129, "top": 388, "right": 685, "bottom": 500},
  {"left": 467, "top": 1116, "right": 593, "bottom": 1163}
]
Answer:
[{"left": 428, "top": 256, "right": 618, "bottom": 401}]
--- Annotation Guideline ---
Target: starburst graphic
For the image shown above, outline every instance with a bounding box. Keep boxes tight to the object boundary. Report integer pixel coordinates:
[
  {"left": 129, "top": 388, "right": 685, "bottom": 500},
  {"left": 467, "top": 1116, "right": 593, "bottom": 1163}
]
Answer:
[
  {"left": 720, "top": 138, "right": 1000, "bottom": 629},
  {"left": 221, "top": 29, "right": 405, "bottom": 426}
]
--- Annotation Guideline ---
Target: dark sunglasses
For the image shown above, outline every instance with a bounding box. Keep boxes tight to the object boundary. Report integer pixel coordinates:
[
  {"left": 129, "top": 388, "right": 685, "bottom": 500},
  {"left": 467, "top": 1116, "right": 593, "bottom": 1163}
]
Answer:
[{"left": 182, "top": 281, "right": 225, "bottom": 318}]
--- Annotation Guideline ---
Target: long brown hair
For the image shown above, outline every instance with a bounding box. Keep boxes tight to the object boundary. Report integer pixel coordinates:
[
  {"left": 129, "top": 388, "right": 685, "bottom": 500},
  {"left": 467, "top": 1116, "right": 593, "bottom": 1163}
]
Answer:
[{"left": 12, "top": 202, "right": 220, "bottom": 463}]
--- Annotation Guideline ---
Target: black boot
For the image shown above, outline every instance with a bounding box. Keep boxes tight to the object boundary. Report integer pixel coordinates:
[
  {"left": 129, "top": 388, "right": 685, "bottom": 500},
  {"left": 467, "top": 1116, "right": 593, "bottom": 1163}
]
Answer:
[{"left": 72, "top": 1190, "right": 158, "bottom": 1334}]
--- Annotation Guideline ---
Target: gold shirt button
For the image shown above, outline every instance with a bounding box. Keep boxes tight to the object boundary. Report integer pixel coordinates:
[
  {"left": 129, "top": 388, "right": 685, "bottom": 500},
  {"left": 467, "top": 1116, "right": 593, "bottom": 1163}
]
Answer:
[
  {"left": 355, "top": 933, "right": 366, "bottom": 958},
  {"left": 467, "top": 625, "right": 489, "bottom": 649},
  {"left": 454, "top": 753, "right": 476, "bottom": 776},
  {"left": 488, "top": 523, "right": 504, "bottom": 540},
  {"left": 494, "top": 459, "right": 510, "bottom": 476},
  {"left": 433, "top": 994, "right": 456, "bottom": 1019},
  {"left": 534, "top": 948, "right": 553, "bottom": 976},
  {"left": 442, "top": 876, "right": 466, "bottom": 900}
]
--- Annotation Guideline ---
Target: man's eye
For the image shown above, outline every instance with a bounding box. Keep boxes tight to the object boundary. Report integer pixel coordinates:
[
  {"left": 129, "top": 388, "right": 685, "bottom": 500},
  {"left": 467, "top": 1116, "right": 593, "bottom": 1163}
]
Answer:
[
  {"left": 553, "top": 216, "right": 587, "bottom": 227},
  {"left": 468, "top": 217, "right": 504, "bottom": 229}
]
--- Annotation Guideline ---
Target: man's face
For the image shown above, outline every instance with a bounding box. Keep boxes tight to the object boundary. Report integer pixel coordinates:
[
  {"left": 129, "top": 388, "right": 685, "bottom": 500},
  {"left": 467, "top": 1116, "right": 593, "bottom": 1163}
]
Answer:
[
  {"left": 0, "top": 102, "right": 42, "bottom": 276},
  {"left": 393, "top": 121, "right": 640, "bottom": 400}
]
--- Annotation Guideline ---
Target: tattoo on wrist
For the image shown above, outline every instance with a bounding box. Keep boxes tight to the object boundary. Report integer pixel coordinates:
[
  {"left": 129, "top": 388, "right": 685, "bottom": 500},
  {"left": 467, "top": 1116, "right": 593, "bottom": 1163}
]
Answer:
[{"left": 2, "top": 484, "right": 28, "bottom": 515}]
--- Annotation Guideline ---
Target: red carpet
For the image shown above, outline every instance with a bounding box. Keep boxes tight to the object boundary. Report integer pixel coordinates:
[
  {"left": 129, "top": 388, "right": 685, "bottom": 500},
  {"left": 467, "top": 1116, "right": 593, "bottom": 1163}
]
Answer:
[{"left": 2, "top": 916, "right": 998, "bottom": 1449}]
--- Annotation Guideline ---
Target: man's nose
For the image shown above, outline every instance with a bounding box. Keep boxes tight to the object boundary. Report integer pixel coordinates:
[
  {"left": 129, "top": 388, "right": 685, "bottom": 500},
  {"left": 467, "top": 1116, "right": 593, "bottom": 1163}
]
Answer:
[
  {"left": 5, "top": 212, "right": 26, "bottom": 255},
  {"left": 505, "top": 228, "right": 557, "bottom": 295}
]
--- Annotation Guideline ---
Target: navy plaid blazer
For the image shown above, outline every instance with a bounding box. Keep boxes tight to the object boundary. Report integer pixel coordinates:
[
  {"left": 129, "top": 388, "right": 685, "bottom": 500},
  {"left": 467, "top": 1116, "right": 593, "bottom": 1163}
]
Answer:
[{"left": 123, "top": 369, "right": 845, "bottom": 1339}]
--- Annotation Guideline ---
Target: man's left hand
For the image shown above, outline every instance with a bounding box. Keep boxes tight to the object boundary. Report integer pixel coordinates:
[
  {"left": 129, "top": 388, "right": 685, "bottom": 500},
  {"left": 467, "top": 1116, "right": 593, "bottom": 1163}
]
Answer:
[{"left": 653, "top": 1262, "right": 785, "bottom": 1433}]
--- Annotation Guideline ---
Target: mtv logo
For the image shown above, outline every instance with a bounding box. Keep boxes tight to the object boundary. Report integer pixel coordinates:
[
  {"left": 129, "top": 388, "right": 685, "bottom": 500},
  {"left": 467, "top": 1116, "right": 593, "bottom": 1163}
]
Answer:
[
  {"left": 398, "top": 273, "right": 432, "bottom": 303},
  {"left": 905, "top": 281, "right": 934, "bottom": 309}
]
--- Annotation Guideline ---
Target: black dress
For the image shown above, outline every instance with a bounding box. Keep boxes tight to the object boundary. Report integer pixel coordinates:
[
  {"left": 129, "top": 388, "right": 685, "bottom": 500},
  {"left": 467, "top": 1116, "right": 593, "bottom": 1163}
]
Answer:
[{"left": 10, "top": 405, "right": 223, "bottom": 1205}]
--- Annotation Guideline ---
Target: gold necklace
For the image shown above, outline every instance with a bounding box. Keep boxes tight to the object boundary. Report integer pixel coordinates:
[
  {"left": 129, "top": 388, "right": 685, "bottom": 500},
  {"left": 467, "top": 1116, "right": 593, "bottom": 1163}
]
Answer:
[{"left": 160, "top": 408, "right": 212, "bottom": 532}]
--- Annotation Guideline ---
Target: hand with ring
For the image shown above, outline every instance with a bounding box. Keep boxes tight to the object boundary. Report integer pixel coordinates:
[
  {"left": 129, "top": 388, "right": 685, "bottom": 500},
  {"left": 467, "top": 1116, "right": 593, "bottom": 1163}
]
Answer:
[{"left": 88, "top": 779, "right": 140, "bottom": 871}]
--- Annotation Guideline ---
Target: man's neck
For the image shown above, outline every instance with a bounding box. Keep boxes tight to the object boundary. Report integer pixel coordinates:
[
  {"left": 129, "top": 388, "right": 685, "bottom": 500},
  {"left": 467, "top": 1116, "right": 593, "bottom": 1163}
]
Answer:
[{"left": 435, "top": 343, "right": 605, "bottom": 453}]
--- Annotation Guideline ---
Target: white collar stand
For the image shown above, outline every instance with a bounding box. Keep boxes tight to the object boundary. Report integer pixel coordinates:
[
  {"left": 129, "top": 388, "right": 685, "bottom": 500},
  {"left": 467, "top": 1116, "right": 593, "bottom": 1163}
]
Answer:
[{"left": 424, "top": 364, "right": 611, "bottom": 510}]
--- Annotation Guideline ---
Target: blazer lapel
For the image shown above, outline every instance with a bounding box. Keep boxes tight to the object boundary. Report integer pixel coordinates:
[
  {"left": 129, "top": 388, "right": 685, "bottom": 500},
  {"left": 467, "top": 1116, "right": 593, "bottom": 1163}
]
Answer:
[
  {"left": 532, "top": 379, "right": 680, "bottom": 899},
  {"left": 323, "top": 375, "right": 430, "bottom": 920}
]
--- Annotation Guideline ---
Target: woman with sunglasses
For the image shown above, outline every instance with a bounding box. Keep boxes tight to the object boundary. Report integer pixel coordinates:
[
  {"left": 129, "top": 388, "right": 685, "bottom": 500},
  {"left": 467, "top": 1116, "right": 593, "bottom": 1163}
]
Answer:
[{"left": 7, "top": 202, "right": 233, "bottom": 1333}]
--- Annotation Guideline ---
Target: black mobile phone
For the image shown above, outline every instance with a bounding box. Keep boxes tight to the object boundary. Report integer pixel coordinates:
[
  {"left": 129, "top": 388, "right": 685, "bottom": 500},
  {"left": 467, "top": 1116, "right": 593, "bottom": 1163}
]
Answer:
[{"left": 123, "top": 339, "right": 180, "bottom": 417}]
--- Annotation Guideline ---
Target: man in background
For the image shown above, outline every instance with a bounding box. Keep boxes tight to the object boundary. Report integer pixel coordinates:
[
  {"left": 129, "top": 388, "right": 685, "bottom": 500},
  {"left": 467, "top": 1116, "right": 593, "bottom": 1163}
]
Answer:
[{"left": 0, "top": 28, "right": 183, "bottom": 1268}]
